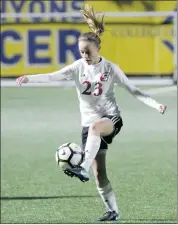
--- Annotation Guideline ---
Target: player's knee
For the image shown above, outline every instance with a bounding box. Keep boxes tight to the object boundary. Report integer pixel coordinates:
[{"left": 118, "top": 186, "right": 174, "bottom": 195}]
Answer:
[{"left": 89, "top": 120, "right": 104, "bottom": 134}]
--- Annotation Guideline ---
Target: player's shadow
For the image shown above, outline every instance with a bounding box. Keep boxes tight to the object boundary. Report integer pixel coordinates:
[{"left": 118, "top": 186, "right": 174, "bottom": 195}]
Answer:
[{"left": 1, "top": 195, "right": 97, "bottom": 201}]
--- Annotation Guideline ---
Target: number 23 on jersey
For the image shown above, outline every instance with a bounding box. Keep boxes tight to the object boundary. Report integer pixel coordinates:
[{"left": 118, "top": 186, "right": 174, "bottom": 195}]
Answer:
[{"left": 81, "top": 81, "right": 103, "bottom": 96}]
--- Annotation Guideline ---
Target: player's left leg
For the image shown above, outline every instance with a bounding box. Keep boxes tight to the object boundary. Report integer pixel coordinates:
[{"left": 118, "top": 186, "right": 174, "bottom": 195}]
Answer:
[{"left": 92, "top": 151, "right": 120, "bottom": 221}]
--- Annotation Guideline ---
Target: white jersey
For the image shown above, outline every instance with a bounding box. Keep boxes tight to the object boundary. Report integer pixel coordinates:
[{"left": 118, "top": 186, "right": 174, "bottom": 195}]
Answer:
[
  {"left": 27, "top": 57, "right": 153, "bottom": 126},
  {"left": 71, "top": 57, "right": 121, "bottom": 126}
]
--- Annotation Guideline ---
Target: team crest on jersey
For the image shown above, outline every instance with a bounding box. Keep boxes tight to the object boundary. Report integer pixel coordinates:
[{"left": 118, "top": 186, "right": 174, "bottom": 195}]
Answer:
[{"left": 100, "top": 72, "right": 110, "bottom": 81}]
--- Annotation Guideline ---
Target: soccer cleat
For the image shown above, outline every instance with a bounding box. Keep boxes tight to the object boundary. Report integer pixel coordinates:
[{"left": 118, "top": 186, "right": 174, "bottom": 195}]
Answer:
[
  {"left": 97, "top": 211, "right": 120, "bottom": 221},
  {"left": 63, "top": 166, "right": 89, "bottom": 182}
]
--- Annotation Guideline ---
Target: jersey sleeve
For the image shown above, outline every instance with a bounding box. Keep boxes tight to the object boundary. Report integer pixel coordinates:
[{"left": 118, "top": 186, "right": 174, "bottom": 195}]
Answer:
[
  {"left": 112, "top": 63, "right": 149, "bottom": 97},
  {"left": 112, "top": 63, "right": 165, "bottom": 112},
  {"left": 27, "top": 62, "right": 78, "bottom": 83}
]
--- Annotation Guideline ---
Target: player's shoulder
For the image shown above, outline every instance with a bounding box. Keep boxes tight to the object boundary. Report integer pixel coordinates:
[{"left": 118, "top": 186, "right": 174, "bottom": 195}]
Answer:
[
  {"left": 102, "top": 57, "right": 119, "bottom": 70},
  {"left": 72, "top": 58, "right": 85, "bottom": 68}
]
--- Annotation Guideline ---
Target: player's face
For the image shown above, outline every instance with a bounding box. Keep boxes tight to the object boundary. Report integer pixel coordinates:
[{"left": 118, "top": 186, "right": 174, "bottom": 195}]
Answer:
[{"left": 78, "top": 41, "right": 100, "bottom": 65}]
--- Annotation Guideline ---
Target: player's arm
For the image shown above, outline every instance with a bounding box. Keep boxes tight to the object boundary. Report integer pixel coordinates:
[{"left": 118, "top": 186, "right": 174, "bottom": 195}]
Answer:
[
  {"left": 16, "top": 64, "right": 75, "bottom": 87},
  {"left": 113, "top": 64, "right": 167, "bottom": 114}
]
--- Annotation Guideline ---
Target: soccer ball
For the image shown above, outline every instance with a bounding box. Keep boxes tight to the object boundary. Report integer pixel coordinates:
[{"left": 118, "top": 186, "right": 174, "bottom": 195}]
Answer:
[{"left": 55, "top": 142, "right": 83, "bottom": 169}]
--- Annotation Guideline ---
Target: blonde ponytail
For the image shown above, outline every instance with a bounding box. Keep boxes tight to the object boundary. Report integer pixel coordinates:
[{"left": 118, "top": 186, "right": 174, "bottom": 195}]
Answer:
[{"left": 80, "top": 4, "right": 105, "bottom": 36}]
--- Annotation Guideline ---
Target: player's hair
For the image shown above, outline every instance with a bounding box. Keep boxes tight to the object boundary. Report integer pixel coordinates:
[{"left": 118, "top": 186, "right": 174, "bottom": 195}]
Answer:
[{"left": 79, "top": 4, "right": 105, "bottom": 49}]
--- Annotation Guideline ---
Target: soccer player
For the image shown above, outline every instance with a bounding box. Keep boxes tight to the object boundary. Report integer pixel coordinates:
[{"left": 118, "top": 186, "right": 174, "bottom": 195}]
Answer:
[{"left": 16, "top": 5, "right": 167, "bottom": 221}]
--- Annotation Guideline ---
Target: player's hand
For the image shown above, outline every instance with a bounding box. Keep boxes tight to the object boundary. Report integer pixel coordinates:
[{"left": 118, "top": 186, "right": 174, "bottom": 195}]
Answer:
[
  {"left": 158, "top": 104, "right": 167, "bottom": 114},
  {"left": 16, "top": 76, "right": 29, "bottom": 87}
]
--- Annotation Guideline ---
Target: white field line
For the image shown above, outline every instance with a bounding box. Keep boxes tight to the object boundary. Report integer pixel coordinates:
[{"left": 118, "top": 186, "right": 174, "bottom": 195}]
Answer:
[
  {"left": 0, "top": 79, "right": 177, "bottom": 96},
  {"left": 0, "top": 78, "right": 174, "bottom": 87}
]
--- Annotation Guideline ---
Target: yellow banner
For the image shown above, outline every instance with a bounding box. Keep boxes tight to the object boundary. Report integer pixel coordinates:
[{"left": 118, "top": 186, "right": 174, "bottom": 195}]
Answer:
[{"left": 1, "top": 23, "right": 173, "bottom": 77}]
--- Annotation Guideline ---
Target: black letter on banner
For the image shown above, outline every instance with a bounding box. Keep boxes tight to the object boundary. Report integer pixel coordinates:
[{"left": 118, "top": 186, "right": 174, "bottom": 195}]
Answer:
[
  {"left": 58, "top": 30, "right": 81, "bottom": 63},
  {"left": 0, "top": 31, "right": 22, "bottom": 64},
  {"left": 71, "top": 0, "right": 85, "bottom": 21},
  {"left": 28, "top": 30, "right": 51, "bottom": 64},
  {"left": 29, "top": 0, "right": 45, "bottom": 22},
  {"left": 1, "top": 1, "right": 6, "bottom": 23},
  {"left": 10, "top": 0, "right": 25, "bottom": 23},
  {"left": 50, "top": 0, "right": 66, "bottom": 22}
]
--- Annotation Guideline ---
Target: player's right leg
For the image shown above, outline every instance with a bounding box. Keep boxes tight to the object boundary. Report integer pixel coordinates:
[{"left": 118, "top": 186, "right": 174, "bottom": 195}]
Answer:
[
  {"left": 64, "top": 118, "right": 114, "bottom": 181},
  {"left": 92, "top": 151, "right": 120, "bottom": 221},
  {"left": 63, "top": 126, "right": 90, "bottom": 182},
  {"left": 64, "top": 115, "right": 123, "bottom": 182}
]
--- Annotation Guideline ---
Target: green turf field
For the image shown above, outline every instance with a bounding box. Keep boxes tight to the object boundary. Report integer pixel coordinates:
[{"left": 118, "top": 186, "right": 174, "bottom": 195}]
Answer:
[{"left": 1, "top": 86, "right": 177, "bottom": 224}]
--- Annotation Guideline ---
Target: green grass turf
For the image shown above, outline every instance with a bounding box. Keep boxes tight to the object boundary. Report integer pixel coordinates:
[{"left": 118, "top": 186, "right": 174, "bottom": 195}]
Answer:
[{"left": 1, "top": 86, "right": 177, "bottom": 223}]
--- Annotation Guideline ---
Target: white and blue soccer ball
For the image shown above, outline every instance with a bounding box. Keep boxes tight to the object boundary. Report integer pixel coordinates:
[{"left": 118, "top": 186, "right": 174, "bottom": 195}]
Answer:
[{"left": 55, "top": 142, "right": 83, "bottom": 169}]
